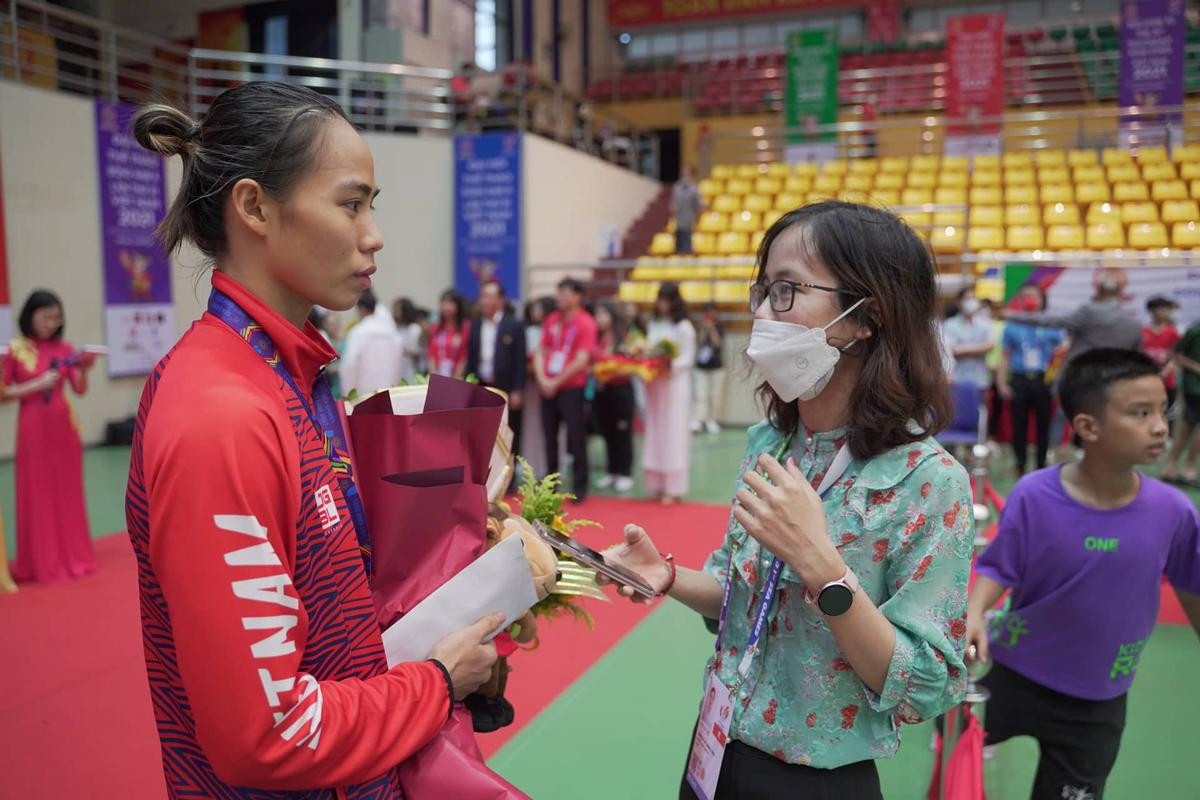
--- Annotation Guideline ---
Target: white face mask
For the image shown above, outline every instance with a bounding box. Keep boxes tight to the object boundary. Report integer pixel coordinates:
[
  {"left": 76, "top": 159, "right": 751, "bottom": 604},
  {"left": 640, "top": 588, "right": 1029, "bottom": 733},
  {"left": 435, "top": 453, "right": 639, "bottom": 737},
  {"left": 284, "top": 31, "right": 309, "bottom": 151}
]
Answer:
[
  {"left": 746, "top": 299, "right": 866, "bottom": 402},
  {"left": 961, "top": 297, "right": 981, "bottom": 316}
]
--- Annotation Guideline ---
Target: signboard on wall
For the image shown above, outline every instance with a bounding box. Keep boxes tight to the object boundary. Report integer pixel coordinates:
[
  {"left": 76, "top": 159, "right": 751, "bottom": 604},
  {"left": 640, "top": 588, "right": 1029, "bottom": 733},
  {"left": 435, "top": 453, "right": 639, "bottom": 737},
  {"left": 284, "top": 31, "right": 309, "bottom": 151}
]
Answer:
[
  {"left": 944, "top": 13, "right": 1005, "bottom": 158},
  {"left": 94, "top": 100, "right": 175, "bottom": 377},
  {"left": 1005, "top": 263, "right": 1200, "bottom": 329},
  {"left": 784, "top": 27, "right": 839, "bottom": 163},
  {"left": 609, "top": 0, "right": 855, "bottom": 28},
  {"left": 454, "top": 132, "right": 522, "bottom": 301},
  {"left": 1119, "top": 0, "right": 1185, "bottom": 149}
]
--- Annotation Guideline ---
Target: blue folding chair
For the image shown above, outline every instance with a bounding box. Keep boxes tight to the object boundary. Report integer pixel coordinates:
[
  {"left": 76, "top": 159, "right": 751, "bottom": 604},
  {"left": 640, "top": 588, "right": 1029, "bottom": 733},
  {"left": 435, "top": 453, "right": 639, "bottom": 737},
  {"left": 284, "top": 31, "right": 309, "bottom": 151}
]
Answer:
[{"left": 939, "top": 381, "right": 988, "bottom": 448}]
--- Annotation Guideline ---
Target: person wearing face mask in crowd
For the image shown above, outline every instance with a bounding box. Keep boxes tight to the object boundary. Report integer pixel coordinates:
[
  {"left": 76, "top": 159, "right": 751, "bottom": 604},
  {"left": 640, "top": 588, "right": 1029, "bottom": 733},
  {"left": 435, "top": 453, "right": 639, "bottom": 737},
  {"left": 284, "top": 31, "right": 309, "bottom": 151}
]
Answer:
[
  {"left": 597, "top": 201, "right": 973, "bottom": 798},
  {"left": 997, "top": 284, "right": 1065, "bottom": 475},
  {"left": 941, "top": 287, "right": 995, "bottom": 391}
]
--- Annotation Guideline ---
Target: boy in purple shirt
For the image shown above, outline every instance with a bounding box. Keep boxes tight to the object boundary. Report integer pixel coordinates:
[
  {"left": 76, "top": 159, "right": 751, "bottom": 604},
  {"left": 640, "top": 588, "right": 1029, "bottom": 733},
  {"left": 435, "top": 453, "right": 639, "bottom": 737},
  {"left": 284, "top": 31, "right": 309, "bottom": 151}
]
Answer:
[{"left": 966, "top": 348, "right": 1200, "bottom": 800}]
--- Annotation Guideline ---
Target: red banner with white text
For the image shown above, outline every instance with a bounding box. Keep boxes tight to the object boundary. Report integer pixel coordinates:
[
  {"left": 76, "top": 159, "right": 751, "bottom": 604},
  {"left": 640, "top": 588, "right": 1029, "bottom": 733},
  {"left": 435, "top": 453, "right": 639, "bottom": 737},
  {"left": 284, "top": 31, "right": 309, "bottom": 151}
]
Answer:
[
  {"left": 945, "top": 13, "right": 1006, "bottom": 135},
  {"left": 610, "top": 0, "right": 855, "bottom": 29}
]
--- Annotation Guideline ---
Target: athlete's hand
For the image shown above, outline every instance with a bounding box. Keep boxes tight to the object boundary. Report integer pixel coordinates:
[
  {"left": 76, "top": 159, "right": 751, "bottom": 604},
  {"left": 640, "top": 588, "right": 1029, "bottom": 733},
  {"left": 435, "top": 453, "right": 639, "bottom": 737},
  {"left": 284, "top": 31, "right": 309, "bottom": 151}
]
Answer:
[{"left": 429, "top": 612, "right": 504, "bottom": 700}]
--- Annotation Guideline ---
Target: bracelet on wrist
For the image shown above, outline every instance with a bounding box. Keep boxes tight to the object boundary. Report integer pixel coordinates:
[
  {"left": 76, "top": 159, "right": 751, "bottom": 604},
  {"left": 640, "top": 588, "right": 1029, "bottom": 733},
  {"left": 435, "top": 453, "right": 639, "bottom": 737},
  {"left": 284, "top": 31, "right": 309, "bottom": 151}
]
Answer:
[{"left": 657, "top": 552, "right": 677, "bottom": 597}]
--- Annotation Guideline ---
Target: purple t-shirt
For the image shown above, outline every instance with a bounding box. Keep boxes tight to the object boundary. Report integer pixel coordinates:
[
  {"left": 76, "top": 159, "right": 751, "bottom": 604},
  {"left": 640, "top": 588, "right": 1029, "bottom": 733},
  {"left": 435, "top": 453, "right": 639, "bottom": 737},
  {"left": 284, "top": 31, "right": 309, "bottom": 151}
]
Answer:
[{"left": 976, "top": 465, "right": 1200, "bottom": 700}]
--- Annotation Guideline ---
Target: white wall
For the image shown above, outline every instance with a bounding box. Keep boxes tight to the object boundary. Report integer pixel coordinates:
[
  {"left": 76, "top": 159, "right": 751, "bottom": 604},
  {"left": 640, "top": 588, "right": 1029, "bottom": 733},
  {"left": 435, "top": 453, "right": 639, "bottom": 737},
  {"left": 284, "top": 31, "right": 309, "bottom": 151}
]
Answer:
[{"left": 0, "top": 79, "right": 453, "bottom": 457}]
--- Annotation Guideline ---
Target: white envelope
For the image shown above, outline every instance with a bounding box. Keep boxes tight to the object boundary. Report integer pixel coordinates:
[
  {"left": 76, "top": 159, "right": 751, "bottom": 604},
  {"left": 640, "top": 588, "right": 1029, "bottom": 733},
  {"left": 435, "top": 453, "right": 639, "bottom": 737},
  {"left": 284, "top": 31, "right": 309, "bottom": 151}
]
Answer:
[{"left": 381, "top": 534, "right": 539, "bottom": 667}]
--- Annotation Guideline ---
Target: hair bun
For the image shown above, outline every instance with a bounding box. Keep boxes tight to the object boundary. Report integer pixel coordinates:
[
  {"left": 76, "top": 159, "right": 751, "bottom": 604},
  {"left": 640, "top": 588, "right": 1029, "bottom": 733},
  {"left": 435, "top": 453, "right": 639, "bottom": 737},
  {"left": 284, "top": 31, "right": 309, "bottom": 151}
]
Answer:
[{"left": 132, "top": 104, "right": 199, "bottom": 157}]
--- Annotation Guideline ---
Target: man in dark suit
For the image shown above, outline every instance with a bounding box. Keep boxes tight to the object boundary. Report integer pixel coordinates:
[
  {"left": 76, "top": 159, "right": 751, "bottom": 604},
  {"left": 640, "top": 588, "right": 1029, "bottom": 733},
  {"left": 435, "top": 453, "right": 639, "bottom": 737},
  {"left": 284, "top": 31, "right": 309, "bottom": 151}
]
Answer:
[{"left": 467, "top": 279, "right": 527, "bottom": 452}]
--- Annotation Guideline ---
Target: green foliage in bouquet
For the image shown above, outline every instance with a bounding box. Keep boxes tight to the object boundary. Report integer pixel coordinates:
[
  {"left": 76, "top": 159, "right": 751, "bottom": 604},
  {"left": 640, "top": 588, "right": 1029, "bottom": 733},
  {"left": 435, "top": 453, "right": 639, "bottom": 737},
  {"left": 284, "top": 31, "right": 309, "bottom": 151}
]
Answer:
[{"left": 652, "top": 338, "right": 679, "bottom": 359}]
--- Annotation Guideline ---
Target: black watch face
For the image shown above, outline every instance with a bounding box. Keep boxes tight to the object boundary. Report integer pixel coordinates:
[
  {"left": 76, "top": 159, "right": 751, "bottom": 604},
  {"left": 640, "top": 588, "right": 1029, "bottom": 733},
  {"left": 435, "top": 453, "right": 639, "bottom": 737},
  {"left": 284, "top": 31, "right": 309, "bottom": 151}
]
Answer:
[{"left": 818, "top": 584, "right": 854, "bottom": 616}]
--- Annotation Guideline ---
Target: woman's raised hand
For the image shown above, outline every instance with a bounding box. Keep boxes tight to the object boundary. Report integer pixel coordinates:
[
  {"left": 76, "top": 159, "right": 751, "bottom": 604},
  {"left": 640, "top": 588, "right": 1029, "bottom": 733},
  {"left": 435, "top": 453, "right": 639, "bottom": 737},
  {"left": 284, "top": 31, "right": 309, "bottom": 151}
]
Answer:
[{"left": 597, "top": 524, "right": 672, "bottom": 604}]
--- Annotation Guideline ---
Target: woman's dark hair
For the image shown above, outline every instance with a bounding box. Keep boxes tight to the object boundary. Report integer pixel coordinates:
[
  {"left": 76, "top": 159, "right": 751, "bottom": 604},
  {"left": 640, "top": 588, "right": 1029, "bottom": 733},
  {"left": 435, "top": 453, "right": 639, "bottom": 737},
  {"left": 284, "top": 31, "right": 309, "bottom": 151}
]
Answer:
[
  {"left": 593, "top": 299, "right": 628, "bottom": 343},
  {"left": 439, "top": 289, "right": 466, "bottom": 326},
  {"left": 394, "top": 297, "right": 419, "bottom": 326},
  {"left": 525, "top": 296, "right": 556, "bottom": 326},
  {"left": 19, "top": 290, "right": 64, "bottom": 340},
  {"left": 753, "top": 200, "right": 952, "bottom": 459},
  {"left": 655, "top": 281, "right": 689, "bottom": 323},
  {"left": 133, "top": 81, "right": 350, "bottom": 258}
]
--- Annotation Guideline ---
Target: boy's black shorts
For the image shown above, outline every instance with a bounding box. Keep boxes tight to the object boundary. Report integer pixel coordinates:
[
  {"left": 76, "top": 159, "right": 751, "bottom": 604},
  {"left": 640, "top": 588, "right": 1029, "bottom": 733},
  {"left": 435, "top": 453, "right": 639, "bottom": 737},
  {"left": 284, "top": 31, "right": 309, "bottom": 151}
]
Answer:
[
  {"left": 980, "top": 661, "right": 1127, "bottom": 800},
  {"left": 1186, "top": 393, "right": 1200, "bottom": 424}
]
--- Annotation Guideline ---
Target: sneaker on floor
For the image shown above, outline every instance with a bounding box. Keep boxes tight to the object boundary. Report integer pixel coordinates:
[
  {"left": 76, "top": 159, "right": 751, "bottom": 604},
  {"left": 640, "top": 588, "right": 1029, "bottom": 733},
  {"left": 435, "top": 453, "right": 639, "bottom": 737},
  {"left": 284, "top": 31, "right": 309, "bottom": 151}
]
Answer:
[
  {"left": 594, "top": 474, "right": 615, "bottom": 489},
  {"left": 705, "top": 420, "right": 720, "bottom": 434},
  {"left": 614, "top": 476, "right": 635, "bottom": 493},
  {"left": 690, "top": 420, "right": 702, "bottom": 433}
]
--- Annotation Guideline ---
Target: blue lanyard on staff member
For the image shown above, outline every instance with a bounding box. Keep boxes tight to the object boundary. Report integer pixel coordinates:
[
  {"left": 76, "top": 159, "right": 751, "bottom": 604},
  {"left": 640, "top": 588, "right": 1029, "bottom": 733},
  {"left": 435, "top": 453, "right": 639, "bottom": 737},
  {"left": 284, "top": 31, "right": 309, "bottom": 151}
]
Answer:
[
  {"left": 208, "top": 288, "right": 373, "bottom": 577},
  {"left": 714, "top": 435, "right": 853, "bottom": 693}
]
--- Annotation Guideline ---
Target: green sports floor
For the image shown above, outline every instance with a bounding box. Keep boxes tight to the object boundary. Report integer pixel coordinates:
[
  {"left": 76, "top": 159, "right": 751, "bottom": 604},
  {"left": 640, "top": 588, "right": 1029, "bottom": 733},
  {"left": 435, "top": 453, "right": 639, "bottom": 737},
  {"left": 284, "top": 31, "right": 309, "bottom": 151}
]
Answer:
[{"left": 2, "top": 432, "right": 1197, "bottom": 799}]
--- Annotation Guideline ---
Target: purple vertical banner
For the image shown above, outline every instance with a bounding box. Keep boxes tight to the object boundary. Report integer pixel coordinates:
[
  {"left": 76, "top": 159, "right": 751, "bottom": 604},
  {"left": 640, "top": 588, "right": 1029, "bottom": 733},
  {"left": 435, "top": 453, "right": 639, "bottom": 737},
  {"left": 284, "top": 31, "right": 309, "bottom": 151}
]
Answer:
[
  {"left": 1119, "top": 0, "right": 1186, "bottom": 148},
  {"left": 94, "top": 100, "right": 175, "bottom": 377}
]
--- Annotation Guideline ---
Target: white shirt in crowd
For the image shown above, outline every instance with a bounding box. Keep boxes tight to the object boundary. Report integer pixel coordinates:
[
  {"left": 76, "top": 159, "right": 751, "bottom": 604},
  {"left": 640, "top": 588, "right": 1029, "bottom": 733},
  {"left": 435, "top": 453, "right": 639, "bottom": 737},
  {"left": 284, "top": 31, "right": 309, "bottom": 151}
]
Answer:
[
  {"left": 478, "top": 310, "right": 503, "bottom": 383},
  {"left": 341, "top": 305, "right": 406, "bottom": 398}
]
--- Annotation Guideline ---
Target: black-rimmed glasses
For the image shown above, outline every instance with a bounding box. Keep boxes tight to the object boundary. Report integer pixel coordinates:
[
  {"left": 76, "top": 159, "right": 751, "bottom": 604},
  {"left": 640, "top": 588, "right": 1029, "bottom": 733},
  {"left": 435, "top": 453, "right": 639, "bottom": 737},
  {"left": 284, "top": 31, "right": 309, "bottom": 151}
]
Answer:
[{"left": 749, "top": 279, "right": 859, "bottom": 313}]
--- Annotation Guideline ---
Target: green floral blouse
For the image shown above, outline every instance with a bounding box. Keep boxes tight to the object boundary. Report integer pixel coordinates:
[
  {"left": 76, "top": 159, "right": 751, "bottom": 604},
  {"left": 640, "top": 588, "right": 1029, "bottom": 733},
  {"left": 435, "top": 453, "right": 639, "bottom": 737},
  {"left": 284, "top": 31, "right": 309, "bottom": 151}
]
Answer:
[{"left": 701, "top": 420, "right": 974, "bottom": 769}]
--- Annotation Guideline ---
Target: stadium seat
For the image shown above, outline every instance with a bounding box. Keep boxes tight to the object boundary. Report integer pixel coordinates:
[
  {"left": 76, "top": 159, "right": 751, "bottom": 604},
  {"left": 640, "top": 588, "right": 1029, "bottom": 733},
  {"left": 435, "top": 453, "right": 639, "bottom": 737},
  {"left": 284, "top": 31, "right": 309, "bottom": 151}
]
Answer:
[
  {"left": 1073, "top": 165, "right": 1105, "bottom": 183},
  {"left": 1142, "top": 162, "right": 1177, "bottom": 182},
  {"left": 762, "top": 210, "right": 783, "bottom": 230},
  {"left": 1192, "top": 179, "right": 1200, "bottom": 199},
  {"left": 1035, "top": 150, "right": 1067, "bottom": 166},
  {"left": 649, "top": 232, "right": 675, "bottom": 255},
  {"left": 692, "top": 231, "right": 717, "bottom": 255},
  {"left": 1068, "top": 148, "right": 1099, "bottom": 166},
  {"left": 735, "top": 164, "right": 760, "bottom": 179},
  {"left": 731, "top": 210, "right": 761, "bottom": 233},
  {"left": 1006, "top": 185, "right": 1039, "bottom": 204},
  {"left": 970, "top": 186, "right": 1003, "bottom": 205},
  {"left": 1121, "top": 201, "right": 1159, "bottom": 224},
  {"left": 908, "top": 171, "right": 936, "bottom": 188},
  {"left": 1041, "top": 183, "right": 1074, "bottom": 203},
  {"left": 1038, "top": 166, "right": 1070, "bottom": 184},
  {"left": 710, "top": 164, "right": 735, "bottom": 180},
  {"left": 744, "top": 194, "right": 772, "bottom": 212},
  {"left": 712, "top": 194, "right": 740, "bottom": 213},
  {"left": 822, "top": 160, "right": 848, "bottom": 175},
  {"left": 717, "top": 230, "right": 750, "bottom": 254},
  {"left": 1044, "top": 202, "right": 1080, "bottom": 224},
  {"left": 1113, "top": 181, "right": 1149, "bottom": 201},
  {"left": 1086, "top": 223, "right": 1124, "bottom": 248},
  {"left": 806, "top": 191, "right": 833, "bottom": 204},
  {"left": 900, "top": 210, "right": 932, "bottom": 227},
  {"left": 938, "top": 171, "right": 968, "bottom": 188},
  {"left": 1162, "top": 199, "right": 1200, "bottom": 224},
  {"left": 967, "top": 226, "right": 1004, "bottom": 251},
  {"left": 699, "top": 178, "right": 724, "bottom": 197},
  {"left": 1006, "top": 204, "right": 1040, "bottom": 226},
  {"left": 930, "top": 224, "right": 964, "bottom": 253},
  {"left": 1107, "top": 164, "right": 1140, "bottom": 183},
  {"left": 775, "top": 192, "right": 804, "bottom": 211},
  {"left": 718, "top": 263, "right": 756, "bottom": 280},
  {"left": 725, "top": 178, "right": 752, "bottom": 195},
  {"left": 972, "top": 170, "right": 1001, "bottom": 187},
  {"left": 1087, "top": 201, "right": 1122, "bottom": 224},
  {"left": 1003, "top": 152, "right": 1033, "bottom": 169},
  {"left": 849, "top": 159, "right": 878, "bottom": 175},
  {"left": 750, "top": 229, "right": 766, "bottom": 253},
  {"left": 813, "top": 174, "right": 842, "bottom": 193},
  {"left": 1180, "top": 162, "right": 1200, "bottom": 181},
  {"left": 969, "top": 205, "right": 1003, "bottom": 227},
  {"left": 943, "top": 155, "right": 969, "bottom": 172},
  {"left": 1101, "top": 147, "right": 1133, "bottom": 166},
  {"left": 935, "top": 186, "right": 967, "bottom": 205},
  {"left": 765, "top": 162, "right": 790, "bottom": 178},
  {"left": 875, "top": 172, "right": 904, "bottom": 189},
  {"left": 1005, "top": 168, "right": 1036, "bottom": 186},
  {"left": 880, "top": 156, "right": 908, "bottom": 173},
  {"left": 1173, "top": 221, "right": 1200, "bottom": 248},
  {"left": 714, "top": 280, "right": 751, "bottom": 305},
  {"left": 1152, "top": 180, "right": 1189, "bottom": 201},
  {"left": 1128, "top": 222, "right": 1168, "bottom": 248},
  {"left": 1007, "top": 225, "right": 1044, "bottom": 250},
  {"left": 1076, "top": 182, "right": 1111, "bottom": 204},
  {"left": 844, "top": 174, "right": 873, "bottom": 192},
  {"left": 697, "top": 211, "right": 729, "bottom": 233},
  {"left": 934, "top": 209, "right": 966, "bottom": 226},
  {"left": 792, "top": 162, "right": 819, "bottom": 177},
  {"left": 974, "top": 154, "right": 1001, "bottom": 171},
  {"left": 680, "top": 281, "right": 715, "bottom": 303},
  {"left": 1172, "top": 144, "right": 1200, "bottom": 163},
  {"left": 911, "top": 155, "right": 940, "bottom": 171},
  {"left": 871, "top": 189, "right": 900, "bottom": 206},
  {"left": 902, "top": 187, "right": 934, "bottom": 206},
  {"left": 784, "top": 176, "right": 812, "bottom": 193},
  {"left": 1046, "top": 224, "right": 1085, "bottom": 249},
  {"left": 754, "top": 177, "right": 782, "bottom": 195},
  {"left": 1136, "top": 145, "right": 1169, "bottom": 164}
]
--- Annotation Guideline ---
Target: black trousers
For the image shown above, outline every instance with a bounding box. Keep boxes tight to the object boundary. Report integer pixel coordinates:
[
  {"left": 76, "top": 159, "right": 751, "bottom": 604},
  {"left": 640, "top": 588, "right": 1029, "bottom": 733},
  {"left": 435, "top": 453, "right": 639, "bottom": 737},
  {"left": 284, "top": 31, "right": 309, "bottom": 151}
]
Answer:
[
  {"left": 981, "top": 661, "right": 1127, "bottom": 800},
  {"left": 593, "top": 381, "right": 634, "bottom": 477},
  {"left": 481, "top": 381, "right": 523, "bottom": 458},
  {"left": 542, "top": 387, "right": 589, "bottom": 498},
  {"left": 678, "top": 737, "right": 882, "bottom": 800},
  {"left": 1010, "top": 372, "right": 1053, "bottom": 473}
]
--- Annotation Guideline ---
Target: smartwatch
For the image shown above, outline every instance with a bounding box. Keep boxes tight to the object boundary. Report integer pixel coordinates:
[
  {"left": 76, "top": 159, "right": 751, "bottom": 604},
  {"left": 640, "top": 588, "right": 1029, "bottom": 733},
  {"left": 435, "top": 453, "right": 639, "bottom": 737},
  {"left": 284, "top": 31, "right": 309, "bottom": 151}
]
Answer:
[{"left": 803, "top": 568, "right": 860, "bottom": 617}]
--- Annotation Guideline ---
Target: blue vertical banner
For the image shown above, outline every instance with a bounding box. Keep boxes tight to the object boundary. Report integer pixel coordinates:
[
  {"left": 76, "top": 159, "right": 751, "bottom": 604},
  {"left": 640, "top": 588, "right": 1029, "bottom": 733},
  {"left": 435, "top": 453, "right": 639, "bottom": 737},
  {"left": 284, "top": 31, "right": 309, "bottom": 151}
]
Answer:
[
  {"left": 1118, "top": 0, "right": 1186, "bottom": 148},
  {"left": 454, "top": 132, "right": 522, "bottom": 301}
]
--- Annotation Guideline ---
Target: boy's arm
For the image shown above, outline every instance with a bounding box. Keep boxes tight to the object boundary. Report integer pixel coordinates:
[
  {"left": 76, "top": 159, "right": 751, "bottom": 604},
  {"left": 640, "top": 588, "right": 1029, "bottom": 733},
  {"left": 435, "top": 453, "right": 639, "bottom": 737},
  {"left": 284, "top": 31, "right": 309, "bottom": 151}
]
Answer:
[
  {"left": 1175, "top": 589, "right": 1200, "bottom": 641},
  {"left": 966, "top": 574, "right": 1008, "bottom": 663},
  {"left": 1173, "top": 350, "right": 1200, "bottom": 377}
]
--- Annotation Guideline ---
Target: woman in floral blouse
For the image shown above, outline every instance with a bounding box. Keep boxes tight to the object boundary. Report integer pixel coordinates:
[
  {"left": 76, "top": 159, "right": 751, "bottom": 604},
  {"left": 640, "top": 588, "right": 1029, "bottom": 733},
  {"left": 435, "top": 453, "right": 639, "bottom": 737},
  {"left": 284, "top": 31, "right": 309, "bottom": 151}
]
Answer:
[{"left": 604, "top": 201, "right": 974, "bottom": 798}]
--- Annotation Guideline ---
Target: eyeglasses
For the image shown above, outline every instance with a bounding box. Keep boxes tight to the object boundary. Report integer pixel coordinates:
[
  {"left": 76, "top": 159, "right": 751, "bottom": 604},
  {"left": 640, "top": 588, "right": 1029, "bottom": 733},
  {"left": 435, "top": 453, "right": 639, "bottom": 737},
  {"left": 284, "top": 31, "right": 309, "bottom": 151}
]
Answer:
[{"left": 749, "top": 279, "right": 859, "bottom": 313}]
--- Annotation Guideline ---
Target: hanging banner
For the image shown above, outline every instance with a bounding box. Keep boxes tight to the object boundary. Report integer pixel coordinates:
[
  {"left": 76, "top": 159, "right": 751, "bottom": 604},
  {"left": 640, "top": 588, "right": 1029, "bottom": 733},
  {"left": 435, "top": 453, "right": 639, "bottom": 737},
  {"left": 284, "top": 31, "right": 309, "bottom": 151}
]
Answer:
[
  {"left": 94, "top": 100, "right": 175, "bottom": 377},
  {"left": 1118, "top": 0, "right": 1186, "bottom": 150},
  {"left": 609, "top": 0, "right": 855, "bottom": 28},
  {"left": 454, "top": 132, "right": 522, "bottom": 300},
  {"left": 866, "top": 0, "right": 901, "bottom": 44},
  {"left": 944, "top": 13, "right": 1005, "bottom": 158},
  {"left": 0, "top": 147, "right": 11, "bottom": 344},
  {"left": 784, "top": 27, "right": 840, "bottom": 163},
  {"left": 1005, "top": 263, "right": 1200, "bottom": 329}
]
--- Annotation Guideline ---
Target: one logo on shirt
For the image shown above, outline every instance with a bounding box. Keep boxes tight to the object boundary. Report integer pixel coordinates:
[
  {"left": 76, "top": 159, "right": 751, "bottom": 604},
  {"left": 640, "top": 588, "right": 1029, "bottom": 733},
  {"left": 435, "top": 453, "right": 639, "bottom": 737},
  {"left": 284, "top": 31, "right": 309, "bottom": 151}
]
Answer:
[
  {"left": 1109, "top": 637, "right": 1147, "bottom": 680},
  {"left": 1083, "top": 536, "right": 1119, "bottom": 553},
  {"left": 989, "top": 609, "right": 1030, "bottom": 649},
  {"left": 315, "top": 485, "right": 340, "bottom": 529}
]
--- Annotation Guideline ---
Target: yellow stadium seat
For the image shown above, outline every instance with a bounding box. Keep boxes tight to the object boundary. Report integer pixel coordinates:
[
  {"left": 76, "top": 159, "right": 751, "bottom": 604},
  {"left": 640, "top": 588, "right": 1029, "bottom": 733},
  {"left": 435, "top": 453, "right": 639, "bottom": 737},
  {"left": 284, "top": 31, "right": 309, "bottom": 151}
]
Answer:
[
  {"left": 934, "top": 210, "right": 966, "bottom": 226},
  {"left": 731, "top": 210, "right": 761, "bottom": 233},
  {"left": 970, "top": 186, "right": 1003, "bottom": 205},
  {"left": 972, "top": 170, "right": 1002, "bottom": 186},
  {"left": 618, "top": 281, "right": 653, "bottom": 302},
  {"left": 1040, "top": 183, "right": 1074, "bottom": 203},
  {"left": 784, "top": 175, "right": 812, "bottom": 193},
  {"left": 822, "top": 160, "right": 848, "bottom": 175},
  {"left": 1046, "top": 224, "right": 1085, "bottom": 250},
  {"left": 1068, "top": 148, "right": 1099, "bottom": 166},
  {"left": 744, "top": 194, "right": 772, "bottom": 213},
  {"left": 717, "top": 231, "right": 750, "bottom": 255},
  {"left": 1193, "top": 179, "right": 1200, "bottom": 199},
  {"left": 680, "top": 281, "right": 715, "bottom": 303},
  {"left": 942, "top": 155, "right": 969, "bottom": 172},
  {"left": 762, "top": 210, "right": 784, "bottom": 230},
  {"left": 1101, "top": 147, "right": 1133, "bottom": 166},
  {"left": 649, "top": 232, "right": 675, "bottom": 255},
  {"left": 911, "top": 155, "right": 940, "bottom": 171},
  {"left": 880, "top": 156, "right": 908, "bottom": 173},
  {"left": 1173, "top": 145, "right": 1200, "bottom": 163},
  {"left": 766, "top": 162, "right": 790, "bottom": 178},
  {"left": 1038, "top": 166, "right": 1070, "bottom": 184},
  {"left": 1005, "top": 168, "right": 1036, "bottom": 186},
  {"left": 841, "top": 189, "right": 873, "bottom": 205},
  {"left": 900, "top": 211, "right": 932, "bottom": 228},
  {"left": 673, "top": 264, "right": 713, "bottom": 280},
  {"left": 718, "top": 263, "right": 755, "bottom": 279},
  {"left": 714, "top": 280, "right": 752, "bottom": 305},
  {"left": 974, "top": 154, "right": 1001, "bottom": 171},
  {"left": 1003, "top": 152, "right": 1033, "bottom": 169},
  {"left": 1113, "top": 181, "right": 1150, "bottom": 202},
  {"left": 1173, "top": 220, "right": 1200, "bottom": 248},
  {"left": 967, "top": 226, "right": 1004, "bottom": 251},
  {"left": 814, "top": 174, "right": 842, "bottom": 193},
  {"left": 1107, "top": 164, "right": 1141, "bottom": 183},
  {"left": 938, "top": 171, "right": 968, "bottom": 188},
  {"left": 792, "top": 162, "right": 819, "bottom": 176},
  {"left": 908, "top": 171, "right": 936, "bottom": 188},
  {"left": 1035, "top": 150, "right": 1067, "bottom": 166},
  {"left": 735, "top": 164, "right": 760, "bottom": 179},
  {"left": 1129, "top": 222, "right": 1169, "bottom": 248},
  {"left": 1006, "top": 185, "right": 1039, "bottom": 204},
  {"left": 754, "top": 177, "right": 782, "bottom": 195},
  {"left": 1006, "top": 204, "right": 1040, "bottom": 226},
  {"left": 844, "top": 174, "right": 873, "bottom": 192},
  {"left": 1086, "top": 223, "right": 1124, "bottom": 249},
  {"left": 902, "top": 187, "right": 934, "bottom": 206},
  {"left": 750, "top": 229, "right": 766, "bottom": 253},
  {"left": 1044, "top": 202, "right": 1080, "bottom": 225},
  {"left": 870, "top": 189, "right": 900, "bottom": 206},
  {"left": 849, "top": 159, "right": 879, "bottom": 175},
  {"left": 692, "top": 231, "right": 717, "bottom": 255},
  {"left": 1007, "top": 225, "right": 1044, "bottom": 250},
  {"left": 935, "top": 186, "right": 967, "bottom": 205},
  {"left": 1143, "top": 163, "right": 1177, "bottom": 182},
  {"left": 1087, "top": 201, "right": 1122, "bottom": 224},
  {"left": 712, "top": 194, "right": 740, "bottom": 213},
  {"left": 875, "top": 172, "right": 904, "bottom": 189},
  {"left": 969, "top": 205, "right": 1003, "bottom": 227},
  {"left": 1073, "top": 165, "right": 1105, "bottom": 183},
  {"left": 806, "top": 191, "right": 833, "bottom": 204},
  {"left": 725, "top": 178, "right": 752, "bottom": 195},
  {"left": 697, "top": 211, "right": 729, "bottom": 233},
  {"left": 1162, "top": 200, "right": 1200, "bottom": 224},
  {"left": 1181, "top": 163, "right": 1200, "bottom": 181},
  {"left": 775, "top": 192, "right": 804, "bottom": 211},
  {"left": 1121, "top": 201, "right": 1159, "bottom": 224},
  {"left": 1076, "top": 182, "right": 1111, "bottom": 204},
  {"left": 1137, "top": 145, "right": 1169, "bottom": 165},
  {"left": 710, "top": 164, "right": 734, "bottom": 180},
  {"left": 699, "top": 178, "right": 724, "bottom": 197},
  {"left": 930, "top": 224, "right": 965, "bottom": 253},
  {"left": 1152, "top": 180, "right": 1188, "bottom": 201}
]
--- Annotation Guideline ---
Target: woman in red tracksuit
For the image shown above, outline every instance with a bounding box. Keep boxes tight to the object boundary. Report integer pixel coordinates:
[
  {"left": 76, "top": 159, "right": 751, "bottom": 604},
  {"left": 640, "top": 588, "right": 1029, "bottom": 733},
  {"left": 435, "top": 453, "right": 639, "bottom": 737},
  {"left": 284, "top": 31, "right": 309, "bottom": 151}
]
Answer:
[{"left": 127, "top": 82, "right": 501, "bottom": 799}]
